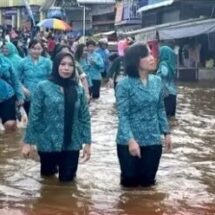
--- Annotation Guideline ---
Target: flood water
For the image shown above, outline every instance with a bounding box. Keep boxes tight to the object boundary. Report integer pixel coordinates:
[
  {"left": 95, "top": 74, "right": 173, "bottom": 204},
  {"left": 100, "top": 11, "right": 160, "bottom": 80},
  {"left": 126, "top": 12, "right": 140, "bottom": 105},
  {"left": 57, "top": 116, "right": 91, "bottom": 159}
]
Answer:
[{"left": 0, "top": 83, "right": 215, "bottom": 215}]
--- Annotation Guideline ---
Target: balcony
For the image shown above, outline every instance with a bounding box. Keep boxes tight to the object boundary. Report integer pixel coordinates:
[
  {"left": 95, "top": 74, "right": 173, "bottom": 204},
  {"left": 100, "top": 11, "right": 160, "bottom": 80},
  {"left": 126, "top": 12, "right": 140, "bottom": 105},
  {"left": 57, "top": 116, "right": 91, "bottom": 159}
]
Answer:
[
  {"left": 115, "top": 0, "right": 141, "bottom": 26},
  {"left": 0, "top": 0, "right": 46, "bottom": 7}
]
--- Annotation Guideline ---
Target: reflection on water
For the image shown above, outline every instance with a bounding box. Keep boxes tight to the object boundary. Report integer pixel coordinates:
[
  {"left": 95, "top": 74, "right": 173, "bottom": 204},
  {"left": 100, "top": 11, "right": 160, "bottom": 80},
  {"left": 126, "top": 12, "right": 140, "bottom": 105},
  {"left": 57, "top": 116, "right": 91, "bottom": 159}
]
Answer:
[{"left": 0, "top": 83, "right": 215, "bottom": 215}]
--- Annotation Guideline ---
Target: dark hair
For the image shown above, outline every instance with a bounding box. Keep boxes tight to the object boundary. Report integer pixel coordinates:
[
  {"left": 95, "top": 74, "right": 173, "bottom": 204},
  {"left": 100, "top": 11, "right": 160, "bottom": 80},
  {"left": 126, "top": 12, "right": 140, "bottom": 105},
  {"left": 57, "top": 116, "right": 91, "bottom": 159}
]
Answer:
[
  {"left": 51, "top": 51, "right": 77, "bottom": 85},
  {"left": 108, "top": 52, "right": 119, "bottom": 62},
  {"left": 28, "top": 39, "right": 41, "bottom": 49},
  {"left": 51, "top": 44, "right": 71, "bottom": 61},
  {"left": 86, "top": 39, "right": 96, "bottom": 47},
  {"left": 124, "top": 43, "right": 149, "bottom": 77},
  {"left": 75, "top": 43, "right": 85, "bottom": 61}
]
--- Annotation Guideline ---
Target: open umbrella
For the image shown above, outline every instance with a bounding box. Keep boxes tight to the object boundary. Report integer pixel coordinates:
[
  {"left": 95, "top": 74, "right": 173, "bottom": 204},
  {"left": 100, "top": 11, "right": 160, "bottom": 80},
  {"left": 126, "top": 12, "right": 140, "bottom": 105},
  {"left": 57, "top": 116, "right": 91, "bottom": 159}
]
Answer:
[{"left": 37, "top": 18, "right": 71, "bottom": 31}]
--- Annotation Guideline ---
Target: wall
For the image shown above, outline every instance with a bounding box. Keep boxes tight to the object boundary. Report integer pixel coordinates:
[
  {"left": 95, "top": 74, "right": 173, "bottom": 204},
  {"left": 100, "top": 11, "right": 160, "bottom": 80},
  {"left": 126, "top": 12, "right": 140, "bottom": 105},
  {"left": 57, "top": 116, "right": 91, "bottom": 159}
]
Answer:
[{"left": 199, "top": 69, "right": 215, "bottom": 80}]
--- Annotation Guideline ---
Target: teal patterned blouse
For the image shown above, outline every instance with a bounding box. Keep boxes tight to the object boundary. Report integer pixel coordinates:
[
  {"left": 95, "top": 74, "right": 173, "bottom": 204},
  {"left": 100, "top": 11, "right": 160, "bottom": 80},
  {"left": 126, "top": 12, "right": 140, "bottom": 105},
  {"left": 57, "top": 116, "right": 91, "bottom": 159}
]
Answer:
[
  {"left": 157, "top": 46, "right": 177, "bottom": 96},
  {"left": 115, "top": 75, "right": 170, "bottom": 146},
  {"left": 0, "top": 55, "right": 24, "bottom": 102},
  {"left": 156, "top": 63, "right": 177, "bottom": 96},
  {"left": 24, "top": 80, "right": 91, "bottom": 152},
  {"left": 18, "top": 56, "right": 52, "bottom": 101},
  {"left": 81, "top": 52, "right": 104, "bottom": 81}
]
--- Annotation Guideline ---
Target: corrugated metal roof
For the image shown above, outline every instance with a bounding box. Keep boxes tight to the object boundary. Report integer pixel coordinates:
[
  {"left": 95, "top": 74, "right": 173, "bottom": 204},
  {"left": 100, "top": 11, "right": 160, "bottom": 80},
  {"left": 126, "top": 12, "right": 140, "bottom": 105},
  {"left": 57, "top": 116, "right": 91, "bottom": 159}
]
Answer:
[
  {"left": 137, "top": 0, "right": 175, "bottom": 13},
  {"left": 123, "top": 18, "right": 215, "bottom": 41},
  {"left": 40, "top": 0, "right": 56, "bottom": 11}
]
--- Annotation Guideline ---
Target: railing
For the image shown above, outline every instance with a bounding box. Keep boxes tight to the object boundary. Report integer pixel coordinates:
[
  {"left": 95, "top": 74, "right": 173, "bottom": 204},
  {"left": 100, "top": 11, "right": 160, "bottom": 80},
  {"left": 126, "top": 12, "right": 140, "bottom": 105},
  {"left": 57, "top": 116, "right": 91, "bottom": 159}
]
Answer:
[{"left": 122, "top": 0, "right": 141, "bottom": 20}]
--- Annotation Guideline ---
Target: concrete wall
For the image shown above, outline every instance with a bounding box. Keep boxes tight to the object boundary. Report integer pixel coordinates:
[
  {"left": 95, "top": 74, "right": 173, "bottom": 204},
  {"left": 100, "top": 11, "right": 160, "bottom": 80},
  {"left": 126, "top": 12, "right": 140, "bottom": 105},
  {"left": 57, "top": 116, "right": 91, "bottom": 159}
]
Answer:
[{"left": 198, "top": 69, "right": 215, "bottom": 81}]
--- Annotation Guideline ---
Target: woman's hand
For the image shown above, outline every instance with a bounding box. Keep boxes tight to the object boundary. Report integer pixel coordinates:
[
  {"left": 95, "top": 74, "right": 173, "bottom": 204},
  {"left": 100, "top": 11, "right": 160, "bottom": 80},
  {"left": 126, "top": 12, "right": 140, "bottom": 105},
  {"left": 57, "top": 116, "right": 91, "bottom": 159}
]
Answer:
[
  {"left": 128, "top": 139, "right": 141, "bottom": 158},
  {"left": 81, "top": 144, "right": 91, "bottom": 162},
  {"left": 164, "top": 134, "right": 172, "bottom": 152},
  {"left": 21, "top": 143, "right": 33, "bottom": 158}
]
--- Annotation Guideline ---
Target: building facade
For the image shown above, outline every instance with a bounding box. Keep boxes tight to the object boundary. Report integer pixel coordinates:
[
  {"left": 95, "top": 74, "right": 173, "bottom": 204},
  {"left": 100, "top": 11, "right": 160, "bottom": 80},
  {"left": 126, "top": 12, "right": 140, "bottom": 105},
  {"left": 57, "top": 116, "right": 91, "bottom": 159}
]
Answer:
[
  {"left": 134, "top": 0, "right": 215, "bottom": 81},
  {"left": 0, "top": 0, "right": 46, "bottom": 29},
  {"left": 115, "top": 0, "right": 144, "bottom": 33}
]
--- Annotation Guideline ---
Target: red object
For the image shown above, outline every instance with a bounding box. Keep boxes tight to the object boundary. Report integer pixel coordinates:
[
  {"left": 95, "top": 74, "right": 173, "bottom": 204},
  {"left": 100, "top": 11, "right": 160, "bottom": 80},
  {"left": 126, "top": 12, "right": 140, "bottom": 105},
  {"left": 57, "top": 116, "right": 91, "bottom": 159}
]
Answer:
[{"left": 48, "top": 39, "right": 56, "bottom": 53}]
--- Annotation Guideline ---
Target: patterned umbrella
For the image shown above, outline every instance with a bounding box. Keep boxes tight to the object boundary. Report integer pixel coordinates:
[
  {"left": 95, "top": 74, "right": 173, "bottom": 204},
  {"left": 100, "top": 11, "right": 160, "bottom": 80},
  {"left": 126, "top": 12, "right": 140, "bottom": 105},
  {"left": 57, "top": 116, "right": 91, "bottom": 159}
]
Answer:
[{"left": 37, "top": 18, "right": 71, "bottom": 30}]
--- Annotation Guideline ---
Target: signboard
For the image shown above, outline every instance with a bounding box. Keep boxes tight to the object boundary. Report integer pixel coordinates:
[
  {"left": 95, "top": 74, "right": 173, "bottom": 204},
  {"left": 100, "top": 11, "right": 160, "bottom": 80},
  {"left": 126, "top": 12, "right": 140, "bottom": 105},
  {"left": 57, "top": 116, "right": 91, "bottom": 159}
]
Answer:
[
  {"left": 47, "top": 7, "right": 65, "bottom": 19},
  {"left": 3, "top": 9, "right": 17, "bottom": 16},
  {"left": 115, "top": 2, "right": 123, "bottom": 23}
]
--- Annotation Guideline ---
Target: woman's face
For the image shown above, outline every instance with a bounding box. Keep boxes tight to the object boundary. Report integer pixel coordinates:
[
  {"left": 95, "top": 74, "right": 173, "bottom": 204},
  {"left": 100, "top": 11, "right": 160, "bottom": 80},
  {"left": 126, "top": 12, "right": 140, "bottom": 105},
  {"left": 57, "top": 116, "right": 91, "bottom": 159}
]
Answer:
[
  {"left": 87, "top": 44, "right": 95, "bottom": 53},
  {"left": 59, "top": 56, "right": 74, "bottom": 79},
  {"left": 29, "top": 43, "right": 43, "bottom": 59},
  {"left": 139, "top": 50, "right": 156, "bottom": 72}
]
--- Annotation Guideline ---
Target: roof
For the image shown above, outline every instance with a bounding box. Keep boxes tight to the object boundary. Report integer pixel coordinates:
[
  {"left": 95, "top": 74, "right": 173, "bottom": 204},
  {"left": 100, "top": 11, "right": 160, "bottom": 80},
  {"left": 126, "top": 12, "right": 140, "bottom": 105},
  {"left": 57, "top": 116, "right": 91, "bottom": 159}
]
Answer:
[
  {"left": 40, "top": 0, "right": 56, "bottom": 11},
  {"left": 137, "top": 0, "right": 175, "bottom": 13},
  {"left": 159, "top": 18, "right": 215, "bottom": 40},
  {"left": 123, "top": 18, "right": 215, "bottom": 41}
]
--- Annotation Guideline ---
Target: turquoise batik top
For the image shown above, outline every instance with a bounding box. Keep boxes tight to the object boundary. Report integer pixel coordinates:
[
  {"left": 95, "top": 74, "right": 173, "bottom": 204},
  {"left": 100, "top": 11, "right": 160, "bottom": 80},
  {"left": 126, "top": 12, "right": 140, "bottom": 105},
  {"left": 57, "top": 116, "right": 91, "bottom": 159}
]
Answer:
[
  {"left": 82, "top": 51, "right": 104, "bottom": 81},
  {"left": 79, "top": 58, "right": 93, "bottom": 87},
  {"left": 24, "top": 80, "right": 91, "bottom": 152},
  {"left": 0, "top": 55, "right": 23, "bottom": 102},
  {"left": 115, "top": 75, "right": 169, "bottom": 146},
  {"left": 3, "top": 42, "right": 22, "bottom": 73},
  {"left": 157, "top": 46, "right": 177, "bottom": 96},
  {"left": 96, "top": 47, "right": 110, "bottom": 73},
  {"left": 0, "top": 79, "right": 14, "bottom": 102},
  {"left": 18, "top": 56, "right": 52, "bottom": 101}
]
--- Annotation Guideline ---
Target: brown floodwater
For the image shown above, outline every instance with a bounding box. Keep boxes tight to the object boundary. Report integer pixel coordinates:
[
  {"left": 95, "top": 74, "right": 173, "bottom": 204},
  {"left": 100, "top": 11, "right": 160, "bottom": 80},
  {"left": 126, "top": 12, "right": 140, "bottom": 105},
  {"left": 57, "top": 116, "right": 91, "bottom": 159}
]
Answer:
[{"left": 0, "top": 83, "right": 215, "bottom": 215}]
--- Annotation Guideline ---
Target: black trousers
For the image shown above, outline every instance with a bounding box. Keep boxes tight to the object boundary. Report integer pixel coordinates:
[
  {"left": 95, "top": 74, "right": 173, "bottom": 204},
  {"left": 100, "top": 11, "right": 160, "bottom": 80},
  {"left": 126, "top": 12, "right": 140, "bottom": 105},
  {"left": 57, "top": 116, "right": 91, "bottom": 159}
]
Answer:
[
  {"left": 38, "top": 150, "right": 79, "bottom": 182},
  {"left": 0, "top": 96, "right": 16, "bottom": 124},
  {"left": 117, "top": 144, "right": 162, "bottom": 187},
  {"left": 90, "top": 80, "right": 101, "bottom": 99},
  {"left": 164, "top": 94, "right": 177, "bottom": 117}
]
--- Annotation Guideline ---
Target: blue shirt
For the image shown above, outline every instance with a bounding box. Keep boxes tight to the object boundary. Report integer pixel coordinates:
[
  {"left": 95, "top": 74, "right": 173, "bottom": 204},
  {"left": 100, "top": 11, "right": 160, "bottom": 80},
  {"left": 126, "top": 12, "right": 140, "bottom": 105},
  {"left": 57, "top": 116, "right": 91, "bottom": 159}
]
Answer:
[
  {"left": 24, "top": 80, "right": 91, "bottom": 152},
  {"left": 115, "top": 75, "right": 169, "bottom": 146},
  {"left": 96, "top": 48, "right": 110, "bottom": 72},
  {"left": 18, "top": 56, "right": 52, "bottom": 101},
  {"left": 82, "top": 52, "right": 104, "bottom": 81}
]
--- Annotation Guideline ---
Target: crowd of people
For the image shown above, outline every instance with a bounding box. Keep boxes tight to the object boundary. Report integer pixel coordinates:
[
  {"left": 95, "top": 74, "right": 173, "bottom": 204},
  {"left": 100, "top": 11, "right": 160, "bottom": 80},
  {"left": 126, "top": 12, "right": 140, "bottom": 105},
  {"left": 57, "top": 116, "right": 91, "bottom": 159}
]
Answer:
[{"left": 0, "top": 29, "right": 177, "bottom": 187}]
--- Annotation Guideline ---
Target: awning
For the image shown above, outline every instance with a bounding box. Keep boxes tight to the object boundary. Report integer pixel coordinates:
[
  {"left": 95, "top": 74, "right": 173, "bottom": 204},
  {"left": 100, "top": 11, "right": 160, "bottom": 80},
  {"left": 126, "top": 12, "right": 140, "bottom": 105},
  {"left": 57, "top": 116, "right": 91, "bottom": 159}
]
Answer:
[
  {"left": 40, "top": 0, "right": 56, "bottom": 11},
  {"left": 159, "top": 18, "right": 215, "bottom": 40},
  {"left": 123, "top": 18, "right": 215, "bottom": 41},
  {"left": 93, "top": 30, "right": 116, "bottom": 37},
  {"left": 137, "top": 0, "right": 175, "bottom": 13}
]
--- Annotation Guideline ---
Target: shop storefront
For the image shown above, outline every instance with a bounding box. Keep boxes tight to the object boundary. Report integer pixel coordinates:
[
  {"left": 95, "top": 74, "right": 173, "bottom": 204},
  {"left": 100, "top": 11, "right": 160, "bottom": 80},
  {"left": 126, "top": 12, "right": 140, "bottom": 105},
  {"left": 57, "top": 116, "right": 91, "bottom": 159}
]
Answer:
[
  {"left": 0, "top": 5, "right": 43, "bottom": 29},
  {"left": 125, "top": 18, "right": 215, "bottom": 81}
]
